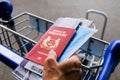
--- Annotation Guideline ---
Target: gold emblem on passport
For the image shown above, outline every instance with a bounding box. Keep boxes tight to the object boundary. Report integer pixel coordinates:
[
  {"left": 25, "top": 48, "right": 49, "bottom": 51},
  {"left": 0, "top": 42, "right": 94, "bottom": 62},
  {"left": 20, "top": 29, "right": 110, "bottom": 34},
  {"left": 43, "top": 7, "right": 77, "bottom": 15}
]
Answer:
[{"left": 41, "top": 36, "right": 61, "bottom": 50}]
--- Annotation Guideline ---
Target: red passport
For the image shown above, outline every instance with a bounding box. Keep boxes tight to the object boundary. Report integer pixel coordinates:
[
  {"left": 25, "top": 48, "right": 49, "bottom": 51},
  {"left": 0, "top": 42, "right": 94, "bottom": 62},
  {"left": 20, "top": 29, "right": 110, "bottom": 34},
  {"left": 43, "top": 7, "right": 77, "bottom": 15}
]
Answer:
[{"left": 25, "top": 26, "right": 75, "bottom": 65}]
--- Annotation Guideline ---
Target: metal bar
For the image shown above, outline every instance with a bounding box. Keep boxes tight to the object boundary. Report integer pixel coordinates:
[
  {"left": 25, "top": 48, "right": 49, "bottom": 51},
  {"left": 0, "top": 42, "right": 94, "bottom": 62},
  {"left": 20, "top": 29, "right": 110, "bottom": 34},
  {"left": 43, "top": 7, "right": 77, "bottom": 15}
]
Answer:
[
  {"left": 5, "top": 29, "right": 13, "bottom": 48},
  {"left": 1, "top": 28, "right": 8, "bottom": 45},
  {"left": 86, "top": 9, "right": 108, "bottom": 40},
  {"left": 14, "top": 19, "right": 29, "bottom": 26},
  {"left": 0, "top": 36, "right": 2, "bottom": 43},
  {"left": 0, "top": 24, "right": 37, "bottom": 44},
  {"left": 8, "top": 12, "right": 54, "bottom": 25}
]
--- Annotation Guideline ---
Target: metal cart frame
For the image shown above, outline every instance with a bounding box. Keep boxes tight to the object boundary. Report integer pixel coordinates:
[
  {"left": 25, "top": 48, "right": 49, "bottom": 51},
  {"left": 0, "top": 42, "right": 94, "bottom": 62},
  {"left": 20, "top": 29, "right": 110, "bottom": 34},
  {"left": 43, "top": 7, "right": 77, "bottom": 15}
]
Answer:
[{"left": 0, "top": 9, "right": 120, "bottom": 80}]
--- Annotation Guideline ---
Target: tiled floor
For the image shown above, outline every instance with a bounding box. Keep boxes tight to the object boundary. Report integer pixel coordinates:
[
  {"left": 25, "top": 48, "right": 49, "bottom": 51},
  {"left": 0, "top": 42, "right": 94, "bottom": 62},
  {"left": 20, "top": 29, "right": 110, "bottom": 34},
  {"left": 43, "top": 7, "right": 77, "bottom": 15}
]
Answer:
[{"left": 0, "top": 62, "right": 16, "bottom": 80}]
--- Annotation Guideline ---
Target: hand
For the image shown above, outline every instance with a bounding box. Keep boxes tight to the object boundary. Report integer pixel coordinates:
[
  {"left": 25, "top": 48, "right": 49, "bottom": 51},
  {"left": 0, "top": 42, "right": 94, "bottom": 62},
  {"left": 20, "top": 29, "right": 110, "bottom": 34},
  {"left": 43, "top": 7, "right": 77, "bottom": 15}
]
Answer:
[{"left": 43, "top": 50, "right": 82, "bottom": 80}]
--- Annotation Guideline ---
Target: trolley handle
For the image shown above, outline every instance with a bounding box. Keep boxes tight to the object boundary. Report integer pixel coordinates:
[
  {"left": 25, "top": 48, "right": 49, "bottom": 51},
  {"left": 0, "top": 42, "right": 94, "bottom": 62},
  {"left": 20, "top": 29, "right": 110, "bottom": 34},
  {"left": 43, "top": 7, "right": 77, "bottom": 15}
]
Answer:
[
  {"left": 86, "top": 9, "right": 108, "bottom": 40},
  {"left": 0, "top": 0, "right": 14, "bottom": 27}
]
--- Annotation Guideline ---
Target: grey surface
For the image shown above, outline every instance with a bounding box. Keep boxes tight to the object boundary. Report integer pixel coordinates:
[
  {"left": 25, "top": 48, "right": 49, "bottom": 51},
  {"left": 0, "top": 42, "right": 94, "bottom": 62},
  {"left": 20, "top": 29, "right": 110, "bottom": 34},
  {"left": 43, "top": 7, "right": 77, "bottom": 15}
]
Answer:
[{"left": 0, "top": 0, "right": 120, "bottom": 80}]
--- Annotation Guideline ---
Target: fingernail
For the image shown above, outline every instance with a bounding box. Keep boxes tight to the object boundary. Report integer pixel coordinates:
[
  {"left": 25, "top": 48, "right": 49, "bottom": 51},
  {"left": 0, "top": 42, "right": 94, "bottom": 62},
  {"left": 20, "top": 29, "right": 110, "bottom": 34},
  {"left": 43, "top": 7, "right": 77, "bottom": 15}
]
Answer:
[{"left": 48, "top": 49, "right": 57, "bottom": 57}]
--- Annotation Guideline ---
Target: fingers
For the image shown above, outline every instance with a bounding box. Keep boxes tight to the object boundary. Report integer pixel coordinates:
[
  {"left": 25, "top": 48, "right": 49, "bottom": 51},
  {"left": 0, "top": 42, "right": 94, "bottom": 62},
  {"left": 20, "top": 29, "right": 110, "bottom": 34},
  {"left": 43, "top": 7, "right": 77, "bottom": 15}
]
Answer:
[
  {"left": 43, "top": 51, "right": 82, "bottom": 80},
  {"left": 44, "top": 51, "right": 82, "bottom": 73},
  {"left": 44, "top": 50, "right": 57, "bottom": 68},
  {"left": 58, "top": 54, "right": 82, "bottom": 73}
]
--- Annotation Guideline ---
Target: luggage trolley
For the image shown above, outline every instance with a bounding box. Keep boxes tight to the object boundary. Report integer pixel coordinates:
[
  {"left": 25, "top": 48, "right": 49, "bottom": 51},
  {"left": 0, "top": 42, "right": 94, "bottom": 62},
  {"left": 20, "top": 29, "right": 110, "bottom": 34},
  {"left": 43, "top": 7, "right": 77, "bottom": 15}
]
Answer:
[{"left": 0, "top": 0, "right": 120, "bottom": 80}]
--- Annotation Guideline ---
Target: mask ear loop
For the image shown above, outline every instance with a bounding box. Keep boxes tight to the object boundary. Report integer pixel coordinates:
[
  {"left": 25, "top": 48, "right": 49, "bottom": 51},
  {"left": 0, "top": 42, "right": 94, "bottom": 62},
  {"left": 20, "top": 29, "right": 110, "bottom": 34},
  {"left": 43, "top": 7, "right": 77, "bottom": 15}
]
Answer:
[{"left": 91, "top": 22, "right": 96, "bottom": 30}]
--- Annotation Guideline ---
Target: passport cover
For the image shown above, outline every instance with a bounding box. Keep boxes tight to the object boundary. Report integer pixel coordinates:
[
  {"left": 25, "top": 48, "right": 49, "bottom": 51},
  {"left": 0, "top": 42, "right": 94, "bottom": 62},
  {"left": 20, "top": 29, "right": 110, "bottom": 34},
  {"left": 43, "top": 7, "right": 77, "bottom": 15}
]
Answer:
[{"left": 25, "top": 26, "right": 75, "bottom": 65}]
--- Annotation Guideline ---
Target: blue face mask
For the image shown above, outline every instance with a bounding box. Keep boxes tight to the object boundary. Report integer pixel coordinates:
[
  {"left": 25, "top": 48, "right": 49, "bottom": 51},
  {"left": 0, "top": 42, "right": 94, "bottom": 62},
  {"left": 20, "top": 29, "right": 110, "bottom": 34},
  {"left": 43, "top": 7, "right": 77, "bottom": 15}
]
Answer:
[{"left": 58, "top": 26, "right": 97, "bottom": 62}]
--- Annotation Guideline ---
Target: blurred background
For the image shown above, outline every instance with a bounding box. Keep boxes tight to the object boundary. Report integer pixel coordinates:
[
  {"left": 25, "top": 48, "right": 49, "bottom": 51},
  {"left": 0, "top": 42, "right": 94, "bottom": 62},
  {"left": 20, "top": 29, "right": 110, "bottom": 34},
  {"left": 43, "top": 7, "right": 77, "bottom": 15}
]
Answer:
[{"left": 0, "top": 0, "right": 120, "bottom": 80}]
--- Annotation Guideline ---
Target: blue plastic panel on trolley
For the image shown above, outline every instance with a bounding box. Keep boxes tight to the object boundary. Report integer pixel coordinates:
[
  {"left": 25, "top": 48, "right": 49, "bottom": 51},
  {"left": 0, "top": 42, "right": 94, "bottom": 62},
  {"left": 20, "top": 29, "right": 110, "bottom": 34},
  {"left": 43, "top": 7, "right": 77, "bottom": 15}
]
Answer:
[
  {"left": 0, "top": 44, "right": 23, "bottom": 69},
  {"left": 80, "top": 38, "right": 105, "bottom": 57},
  {"left": 30, "top": 16, "right": 53, "bottom": 33},
  {"left": 22, "top": 39, "right": 33, "bottom": 52}
]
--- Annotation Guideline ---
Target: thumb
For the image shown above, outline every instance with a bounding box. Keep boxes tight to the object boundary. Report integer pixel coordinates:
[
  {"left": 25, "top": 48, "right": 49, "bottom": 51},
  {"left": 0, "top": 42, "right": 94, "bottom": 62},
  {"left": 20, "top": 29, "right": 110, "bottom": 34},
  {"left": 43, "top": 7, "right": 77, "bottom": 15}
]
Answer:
[
  {"left": 44, "top": 50, "right": 57, "bottom": 67},
  {"left": 47, "top": 49, "right": 57, "bottom": 60}
]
